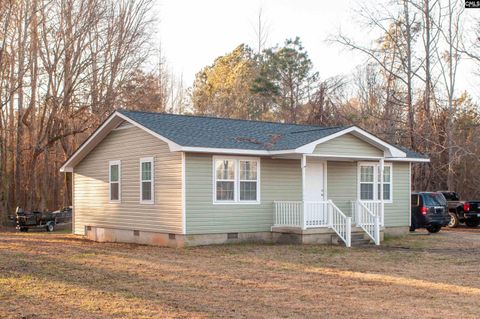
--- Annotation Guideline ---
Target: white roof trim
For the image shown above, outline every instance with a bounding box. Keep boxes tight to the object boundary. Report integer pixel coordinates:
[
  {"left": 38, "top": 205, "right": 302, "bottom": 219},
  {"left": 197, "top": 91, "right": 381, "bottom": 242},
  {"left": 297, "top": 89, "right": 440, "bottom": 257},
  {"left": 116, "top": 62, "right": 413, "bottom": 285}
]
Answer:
[
  {"left": 60, "top": 112, "right": 120, "bottom": 172},
  {"left": 60, "top": 111, "right": 181, "bottom": 172},
  {"left": 115, "top": 112, "right": 181, "bottom": 150},
  {"left": 388, "top": 157, "right": 430, "bottom": 163},
  {"left": 61, "top": 114, "right": 425, "bottom": 173},
  {"left": 176, "top": 146, "right": 293, "bottom": 155},
  {"left": 294, "top": 126, "right": 407, "bottom": 158}
]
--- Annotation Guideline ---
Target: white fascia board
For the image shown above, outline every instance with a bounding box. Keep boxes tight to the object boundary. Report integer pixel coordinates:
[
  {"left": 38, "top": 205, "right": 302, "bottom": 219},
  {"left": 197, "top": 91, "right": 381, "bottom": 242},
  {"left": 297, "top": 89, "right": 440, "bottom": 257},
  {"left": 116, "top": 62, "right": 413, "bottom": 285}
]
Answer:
[
  {"left": 294, "top": 126, "right": 407, "bottom": 158},
  {"left": 305, "top": 154, "right": 383, "bottom": 160},
  {"left": 387, "top": 157, "right": 430, "bottom": 163},
  {"left": 60, "top": 112, "right": 121, "bottom": 172},
  {"left": 60, "top": 111, "right": 182, "bottom": 172},
  {"left": 176, "top": 146, "right": 295, "bottom": 155},
  {"left": 115, "top": 112, "right": 181, "bottom": 151}
]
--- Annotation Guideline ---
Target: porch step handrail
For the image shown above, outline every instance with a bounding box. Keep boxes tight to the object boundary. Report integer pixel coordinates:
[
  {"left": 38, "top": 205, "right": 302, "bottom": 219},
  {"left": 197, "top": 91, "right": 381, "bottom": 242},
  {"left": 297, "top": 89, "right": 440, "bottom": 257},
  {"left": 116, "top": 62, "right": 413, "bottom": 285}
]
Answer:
[
  {"left": 355, "top": 200, "right": 380, "bottom": 245},
  {"left": 361, "top": 200, "right": 383, "bottom": 226},
  {"left": 328, "top": 200, "right": 351, "bottom": 247}
]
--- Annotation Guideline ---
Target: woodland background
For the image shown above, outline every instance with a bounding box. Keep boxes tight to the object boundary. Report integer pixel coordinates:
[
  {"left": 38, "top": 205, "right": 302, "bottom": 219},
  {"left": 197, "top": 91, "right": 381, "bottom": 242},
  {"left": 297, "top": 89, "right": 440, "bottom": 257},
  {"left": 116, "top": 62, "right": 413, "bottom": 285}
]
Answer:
[{"left": 1, "top": 0, "right": 480, "bottom": 222}]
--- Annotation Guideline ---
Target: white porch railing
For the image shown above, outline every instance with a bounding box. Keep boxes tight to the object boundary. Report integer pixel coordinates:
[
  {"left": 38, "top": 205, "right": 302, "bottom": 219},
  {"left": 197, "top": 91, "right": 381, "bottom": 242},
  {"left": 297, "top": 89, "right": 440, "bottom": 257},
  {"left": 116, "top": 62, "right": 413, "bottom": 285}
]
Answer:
[
  {"left": 273, "top": 200, "right": 351, "bottom": 247},
  {"left": 351, "top": 200, "right": 383, "bottom": 226},
  {"left": 273, "top": 201, "right": 303, "bottom": 227},
  {"left": 354, "top": 200, "right": 380, "bottom": 245},
  {"left": 329, "top": 201, "right": 352, "bottom": 247},
  {"left": 273, "top": 201, "right": 331, "bottom": 229}
]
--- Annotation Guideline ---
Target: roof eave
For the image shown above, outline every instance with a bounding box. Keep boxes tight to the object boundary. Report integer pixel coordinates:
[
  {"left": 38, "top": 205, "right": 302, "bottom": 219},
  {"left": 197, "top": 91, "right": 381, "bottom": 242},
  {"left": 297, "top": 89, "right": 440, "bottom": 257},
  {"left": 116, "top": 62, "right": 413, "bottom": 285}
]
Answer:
[{"left": 60, "top": 111, "right": 182, "bottom": 172}]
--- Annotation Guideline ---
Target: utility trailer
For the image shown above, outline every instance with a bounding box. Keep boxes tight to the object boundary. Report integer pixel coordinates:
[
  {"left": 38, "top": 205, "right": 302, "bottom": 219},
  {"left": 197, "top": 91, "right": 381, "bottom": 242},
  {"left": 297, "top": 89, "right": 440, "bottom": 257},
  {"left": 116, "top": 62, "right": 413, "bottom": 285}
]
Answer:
[{"left": 16, "top": 207, "right": 72, "bottom": 232}]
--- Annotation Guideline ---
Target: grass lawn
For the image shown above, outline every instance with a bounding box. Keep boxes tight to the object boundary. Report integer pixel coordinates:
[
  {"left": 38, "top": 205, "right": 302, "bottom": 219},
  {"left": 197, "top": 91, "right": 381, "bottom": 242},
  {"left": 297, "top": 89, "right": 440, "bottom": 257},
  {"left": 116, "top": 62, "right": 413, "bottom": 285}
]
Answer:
[{"left": 1, "top": 228, "right": 480, "bottom": 318}]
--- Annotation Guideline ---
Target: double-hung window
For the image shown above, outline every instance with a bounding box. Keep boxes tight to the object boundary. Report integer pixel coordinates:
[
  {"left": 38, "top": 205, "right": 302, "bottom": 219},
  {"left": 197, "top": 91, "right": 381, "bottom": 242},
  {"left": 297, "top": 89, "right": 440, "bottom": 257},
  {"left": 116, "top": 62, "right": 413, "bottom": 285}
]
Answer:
[
  {"left": 359, "top": 165, "right": 375, "bottom": 200},
  {"left": 359, "top": 162, "right": 392, "bottom": 202},
  {"left": 140, "top": 157, "right": 154, "bottom": 204},
  {"left": 215, "top": 159, "right": 235, "bottom": 201},
  {"left": 239, "top": 160, "right": 258, "bottom": 201},
  {"left": 109, "top": 160, "right": 121, "bottom": 202},
  {"left": 214, "top": 157, "right": 260, "bottom": 203}
]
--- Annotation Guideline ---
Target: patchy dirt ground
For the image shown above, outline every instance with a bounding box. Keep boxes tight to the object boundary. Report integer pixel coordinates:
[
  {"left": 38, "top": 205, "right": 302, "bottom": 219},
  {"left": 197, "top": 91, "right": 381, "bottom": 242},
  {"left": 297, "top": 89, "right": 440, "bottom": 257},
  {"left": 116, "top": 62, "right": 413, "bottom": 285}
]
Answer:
[{"left": 1, "top": 228, "right": 480, "bottom": 319}]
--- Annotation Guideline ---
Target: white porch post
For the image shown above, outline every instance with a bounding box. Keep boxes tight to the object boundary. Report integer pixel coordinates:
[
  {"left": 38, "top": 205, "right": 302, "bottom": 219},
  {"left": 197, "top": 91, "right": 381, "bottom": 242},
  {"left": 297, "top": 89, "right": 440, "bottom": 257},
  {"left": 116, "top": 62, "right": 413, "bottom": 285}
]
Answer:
[
  {"left": 301, "top": 154, "right": 307, "bottom": 230},
  {"left": 379, "top": 158, "right": 384, "bottom": 227}
]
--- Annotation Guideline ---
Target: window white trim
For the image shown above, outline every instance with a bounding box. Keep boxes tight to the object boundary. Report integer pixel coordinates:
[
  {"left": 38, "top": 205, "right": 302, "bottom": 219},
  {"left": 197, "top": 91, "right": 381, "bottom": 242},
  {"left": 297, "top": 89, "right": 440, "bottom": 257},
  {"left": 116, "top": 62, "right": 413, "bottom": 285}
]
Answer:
[
  {"left": 140, "top": 157, "right": 154, "bottom": 204},
  {"left": 214, "top": 157, "right": 237, "bottom": 203},
  {"left": 109, "top": 160, "right": 121, "bottom": 203},
  {"left": 357, "top": 162, "right": 393, "bottom": 203},
  {"left": 212, "top": 156, "right": 261, "bottom": 204}
]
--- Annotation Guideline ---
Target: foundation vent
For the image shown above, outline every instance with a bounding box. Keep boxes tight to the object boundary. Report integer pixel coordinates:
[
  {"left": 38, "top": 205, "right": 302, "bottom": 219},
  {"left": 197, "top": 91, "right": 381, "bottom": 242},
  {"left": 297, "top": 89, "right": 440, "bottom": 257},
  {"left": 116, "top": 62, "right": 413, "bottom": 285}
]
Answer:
[
  {"left": 227, "top": 233, "right": 238, "bottom": 239},
  {"left": 133, "top": 230, "right": 140, "bottom": 236},
  {"left": 169, "top": 233, "right": 176, "bottom": 240},
  {"left": 86, "top": 226, "right": 92, "bottom": 231}
]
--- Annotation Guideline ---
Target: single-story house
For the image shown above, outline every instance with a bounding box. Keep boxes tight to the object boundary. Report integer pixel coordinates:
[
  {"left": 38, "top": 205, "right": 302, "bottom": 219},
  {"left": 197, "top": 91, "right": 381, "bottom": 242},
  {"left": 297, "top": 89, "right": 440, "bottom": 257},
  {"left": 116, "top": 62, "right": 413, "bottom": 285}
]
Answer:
[{"left": 60, "top": 110, "right": 429, "bottom": 247}]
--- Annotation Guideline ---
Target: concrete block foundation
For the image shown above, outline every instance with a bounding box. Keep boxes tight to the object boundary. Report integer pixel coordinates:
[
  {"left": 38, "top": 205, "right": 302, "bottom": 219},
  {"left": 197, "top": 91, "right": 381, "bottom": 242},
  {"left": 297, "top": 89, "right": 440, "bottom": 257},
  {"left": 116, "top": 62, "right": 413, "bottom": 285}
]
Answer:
[{"left": 84, "top": 225, "right": 393, "bottom": 248}]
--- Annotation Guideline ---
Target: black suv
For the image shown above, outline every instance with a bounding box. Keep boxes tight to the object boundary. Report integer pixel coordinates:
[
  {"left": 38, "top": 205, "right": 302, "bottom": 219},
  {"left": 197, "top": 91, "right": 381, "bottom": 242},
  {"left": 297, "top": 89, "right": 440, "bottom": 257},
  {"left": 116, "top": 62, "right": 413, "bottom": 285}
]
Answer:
[{"left": 411, "top": 192, "right": 450, "bottom": 233}]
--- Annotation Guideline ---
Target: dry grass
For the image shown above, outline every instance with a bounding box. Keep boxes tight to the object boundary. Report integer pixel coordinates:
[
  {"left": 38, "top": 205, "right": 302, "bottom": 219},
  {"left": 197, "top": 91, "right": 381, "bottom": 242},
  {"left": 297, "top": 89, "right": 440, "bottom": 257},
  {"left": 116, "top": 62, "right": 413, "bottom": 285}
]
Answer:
[{"left": 1, "top": 228, "right": 480, "bottom": 318}]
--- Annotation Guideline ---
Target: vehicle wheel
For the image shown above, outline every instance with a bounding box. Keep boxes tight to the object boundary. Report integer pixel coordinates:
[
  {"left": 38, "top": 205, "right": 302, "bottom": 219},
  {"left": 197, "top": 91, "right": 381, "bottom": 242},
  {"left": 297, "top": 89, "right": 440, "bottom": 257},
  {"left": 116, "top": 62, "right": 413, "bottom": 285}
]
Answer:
[
  {"left": 465, "top": 220, "right": 480, "bottom": 228},
  {"left": 448, "top": 212, "right": 459, "bottom": 228},
  {"left": 427, "top": 226, "right": 441, "bottom": 233},
  {"left": 46, "top": 223, "right": 54, "bottom": 232},
  {"left": 20, "top": 227, "right": 28, "bottom": 232}
]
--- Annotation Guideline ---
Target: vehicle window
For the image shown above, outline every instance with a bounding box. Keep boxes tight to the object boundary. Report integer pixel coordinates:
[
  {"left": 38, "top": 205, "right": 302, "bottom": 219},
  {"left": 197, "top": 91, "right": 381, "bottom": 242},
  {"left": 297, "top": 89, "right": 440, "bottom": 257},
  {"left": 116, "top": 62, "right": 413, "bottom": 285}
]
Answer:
[
  {"left": 423, "top": 193, "right": 446, "bottom": 206},
  {"left": 411, "top": 194, "right": 419, "bottom": 206},
  {"left": 442, "top": 192, "right": 459, "bottom": 201}
]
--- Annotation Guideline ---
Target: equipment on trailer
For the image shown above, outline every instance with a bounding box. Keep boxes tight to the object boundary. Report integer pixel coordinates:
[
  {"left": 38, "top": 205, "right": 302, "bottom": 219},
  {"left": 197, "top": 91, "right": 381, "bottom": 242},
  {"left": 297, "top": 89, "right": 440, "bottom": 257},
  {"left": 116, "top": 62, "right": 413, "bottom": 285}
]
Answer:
[{"left": 16, "top": 207, "right": 72, "bottom": 232}]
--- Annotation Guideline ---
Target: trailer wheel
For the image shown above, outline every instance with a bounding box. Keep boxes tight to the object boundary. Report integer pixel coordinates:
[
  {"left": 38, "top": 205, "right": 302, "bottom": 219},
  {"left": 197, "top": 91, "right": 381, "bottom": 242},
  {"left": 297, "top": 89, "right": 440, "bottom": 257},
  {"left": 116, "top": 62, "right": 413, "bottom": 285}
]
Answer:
[{"left": 46, "top": 223, "right": 54, "bottom": 232}]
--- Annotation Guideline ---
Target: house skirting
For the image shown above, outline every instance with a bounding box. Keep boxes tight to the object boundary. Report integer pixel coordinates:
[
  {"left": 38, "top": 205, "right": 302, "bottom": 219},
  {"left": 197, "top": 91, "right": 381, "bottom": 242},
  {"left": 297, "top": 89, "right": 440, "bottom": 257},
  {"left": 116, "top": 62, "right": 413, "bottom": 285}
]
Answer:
[
  {"left": 85, "top": 226, "right": 272, "bottom": 248},
  {"left": 84, "top": 225, "right": 407, "bottom": 248},
  {"left": 383, "top": 226, "right": 409, "bottom": 237}
]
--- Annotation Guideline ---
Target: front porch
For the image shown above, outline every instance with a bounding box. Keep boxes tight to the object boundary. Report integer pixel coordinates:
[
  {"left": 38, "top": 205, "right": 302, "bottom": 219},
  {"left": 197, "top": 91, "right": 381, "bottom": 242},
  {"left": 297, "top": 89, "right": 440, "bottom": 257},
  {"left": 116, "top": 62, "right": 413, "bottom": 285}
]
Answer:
[
  {"left": 272, "top": 199, "right": 383, "bottom": 247},
  {"left": 271, "top": 154, "right": 388, "bottom": 247}
]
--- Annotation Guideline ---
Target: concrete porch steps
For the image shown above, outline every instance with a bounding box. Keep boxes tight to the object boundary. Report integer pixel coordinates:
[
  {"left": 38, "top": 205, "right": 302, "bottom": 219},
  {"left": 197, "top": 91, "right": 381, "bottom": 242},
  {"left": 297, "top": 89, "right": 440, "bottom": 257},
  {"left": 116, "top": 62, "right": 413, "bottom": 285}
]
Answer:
[
  {"left": 332, "top": 232, "right": 374, "bottom": 247},
  {"left": 343, "top": 233, "right": 373, "bottom": 246},
  {"left": 271, "top": 226, "right": 379, "bottom": 246}
]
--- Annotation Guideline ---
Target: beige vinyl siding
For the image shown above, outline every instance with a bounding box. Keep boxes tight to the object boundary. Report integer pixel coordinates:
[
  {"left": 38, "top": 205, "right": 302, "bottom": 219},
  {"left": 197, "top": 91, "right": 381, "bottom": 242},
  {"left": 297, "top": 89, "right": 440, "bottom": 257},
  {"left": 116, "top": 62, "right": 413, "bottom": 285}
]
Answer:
[
  {"left": 73, "top": 126, "right": 182, "bottom": 235},
  {"left": 185, "top": 153, "right": 302, "bottom": 234},
  {"left": 327, "top": 161, "right": 410, "bottom": 227},
  {"left": 314, "top": 133, "right": 383, "bottom": 157}
]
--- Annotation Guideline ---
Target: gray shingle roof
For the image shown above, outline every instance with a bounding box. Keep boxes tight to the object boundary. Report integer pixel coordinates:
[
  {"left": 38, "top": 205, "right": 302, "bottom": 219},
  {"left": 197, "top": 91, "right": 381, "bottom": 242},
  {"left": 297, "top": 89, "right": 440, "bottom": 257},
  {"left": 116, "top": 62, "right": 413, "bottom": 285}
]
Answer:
[{"left": 118, "top": 110, "right": 425, "bottom": 158}]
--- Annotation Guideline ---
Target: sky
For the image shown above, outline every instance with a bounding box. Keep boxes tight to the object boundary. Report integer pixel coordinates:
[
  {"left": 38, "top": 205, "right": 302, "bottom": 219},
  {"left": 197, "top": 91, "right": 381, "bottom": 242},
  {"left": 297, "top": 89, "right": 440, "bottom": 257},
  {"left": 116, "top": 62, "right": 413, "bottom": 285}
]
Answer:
[{"left": 154, "top": 0, "right": 480, "bottom": 99}]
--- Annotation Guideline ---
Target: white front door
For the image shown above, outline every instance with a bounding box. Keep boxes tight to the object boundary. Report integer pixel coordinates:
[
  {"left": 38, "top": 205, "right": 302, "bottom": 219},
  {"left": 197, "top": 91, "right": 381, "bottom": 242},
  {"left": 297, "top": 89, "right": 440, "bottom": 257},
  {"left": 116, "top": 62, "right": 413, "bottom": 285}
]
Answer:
[
  {"left": 304, "top": 160, "right": 327, "bottom": 227},
  {"left": 305, "top": 161, "right": 325, "bottom": 201}
]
